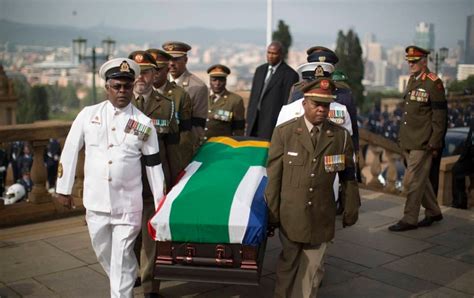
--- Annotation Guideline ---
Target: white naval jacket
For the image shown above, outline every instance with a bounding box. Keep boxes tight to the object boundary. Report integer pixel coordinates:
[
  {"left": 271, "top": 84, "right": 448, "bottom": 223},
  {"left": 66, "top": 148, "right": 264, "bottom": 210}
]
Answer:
[
  {"left": 276, "top": 98, "right": 353, "bottom": 135},
  {"left": 56, "top": 101, "right": 165, "bottom": 214}
]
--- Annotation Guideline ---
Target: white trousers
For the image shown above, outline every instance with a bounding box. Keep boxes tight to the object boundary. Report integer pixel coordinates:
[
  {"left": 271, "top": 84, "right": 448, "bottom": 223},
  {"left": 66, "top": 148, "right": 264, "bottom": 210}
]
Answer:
[{"left": 86, "top": 210, "right": 142, "bottom": 298}]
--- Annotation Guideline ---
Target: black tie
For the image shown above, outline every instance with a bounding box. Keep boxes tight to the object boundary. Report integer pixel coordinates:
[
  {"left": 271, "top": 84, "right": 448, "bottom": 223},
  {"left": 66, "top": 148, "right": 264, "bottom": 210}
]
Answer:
[{"left": 311, "top": 126, "right": 319, "bottom": 148}]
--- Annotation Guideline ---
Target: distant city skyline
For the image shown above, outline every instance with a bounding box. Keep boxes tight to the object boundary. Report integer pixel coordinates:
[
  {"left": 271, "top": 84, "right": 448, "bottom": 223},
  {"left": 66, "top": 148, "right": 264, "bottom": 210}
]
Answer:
[{"left": 1, "top": 0, "right": 473, "bottom": 48}]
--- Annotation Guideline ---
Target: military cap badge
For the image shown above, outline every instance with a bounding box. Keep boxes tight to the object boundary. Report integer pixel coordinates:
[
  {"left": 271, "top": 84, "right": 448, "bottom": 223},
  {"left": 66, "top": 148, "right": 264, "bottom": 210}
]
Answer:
[
  {"left": 120, "top": 61, "right": 130, "bottom": 73},
  {"left": 315, "top": 65, "right": 324, "bottom": 77},
  {"left": 135, "top": 54, "right": 144, "bottom": 63},
  {"left": 320, "top": 79, "right": 330, "bottom": 90}
]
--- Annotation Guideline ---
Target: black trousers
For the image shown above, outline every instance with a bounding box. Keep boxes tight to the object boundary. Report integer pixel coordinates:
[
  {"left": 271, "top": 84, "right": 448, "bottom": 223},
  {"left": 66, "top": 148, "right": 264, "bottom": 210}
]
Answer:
[{"left": 451, "top": 158, "right": 473, "bottom": 209}]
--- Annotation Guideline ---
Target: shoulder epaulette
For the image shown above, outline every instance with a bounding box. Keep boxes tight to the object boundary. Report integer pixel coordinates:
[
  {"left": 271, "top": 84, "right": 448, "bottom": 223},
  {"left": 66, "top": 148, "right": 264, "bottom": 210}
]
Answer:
[{"left": 427, "top": 72, "right": 438, "bottom": 81}]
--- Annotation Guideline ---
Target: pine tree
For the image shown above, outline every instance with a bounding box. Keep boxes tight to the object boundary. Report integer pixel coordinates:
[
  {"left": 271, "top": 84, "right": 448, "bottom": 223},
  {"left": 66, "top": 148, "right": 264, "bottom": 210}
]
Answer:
[
  {"left": 272, "top": 20, "right": 292, "bottom": 60},
  {"left": 335, "top": 29, "right": 365, "bottom": 109}
]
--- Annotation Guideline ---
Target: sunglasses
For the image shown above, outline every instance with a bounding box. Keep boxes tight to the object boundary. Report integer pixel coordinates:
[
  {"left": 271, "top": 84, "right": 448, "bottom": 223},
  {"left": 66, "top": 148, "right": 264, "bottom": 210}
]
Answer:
[{"left": 108, "top": 83, "right": 134, "bottom": 91}]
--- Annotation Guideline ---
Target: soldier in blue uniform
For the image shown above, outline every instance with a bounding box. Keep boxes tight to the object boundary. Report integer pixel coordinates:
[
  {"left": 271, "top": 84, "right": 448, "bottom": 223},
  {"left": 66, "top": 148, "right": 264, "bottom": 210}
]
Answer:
[{"left": 43, "top": 138, "right": 61, "bottom": 192}]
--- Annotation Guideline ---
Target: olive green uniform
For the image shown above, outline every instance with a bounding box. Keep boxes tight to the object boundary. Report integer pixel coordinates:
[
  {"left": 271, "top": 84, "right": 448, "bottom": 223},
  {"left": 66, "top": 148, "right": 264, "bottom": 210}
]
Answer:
[
  {"left": 172, "top": 70, "right": 209, "bottom": 151},
  {"left": 133, "top": 90, "right": 178, "bottom": 294},
  {"left": 161, "top": 81, "right": 194, "bottom": 182},
  {"left": 398, "top": 69, "right": 447, "bottom": 225},
  {"left": 204, "top": 90, "right": 245, "bottom": 141},
  {"left": 266, "top": 116, "right": 360, "bottom": 297}
]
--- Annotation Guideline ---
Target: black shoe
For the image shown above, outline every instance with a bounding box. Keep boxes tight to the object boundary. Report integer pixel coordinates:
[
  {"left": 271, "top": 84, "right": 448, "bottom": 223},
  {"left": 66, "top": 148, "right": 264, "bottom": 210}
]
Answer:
[
  {"left": 388, "top": 221, "right": 418, "bottom": 232},
  {"left": 418, "top": 214, "right": 443, "bottom": 227}
]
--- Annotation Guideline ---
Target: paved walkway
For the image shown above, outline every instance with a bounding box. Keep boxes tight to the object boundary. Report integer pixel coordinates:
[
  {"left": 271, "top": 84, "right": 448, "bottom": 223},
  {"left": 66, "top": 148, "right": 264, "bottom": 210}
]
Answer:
[{"left": 0, "top": 189, "right": 473, "bottom": 297}]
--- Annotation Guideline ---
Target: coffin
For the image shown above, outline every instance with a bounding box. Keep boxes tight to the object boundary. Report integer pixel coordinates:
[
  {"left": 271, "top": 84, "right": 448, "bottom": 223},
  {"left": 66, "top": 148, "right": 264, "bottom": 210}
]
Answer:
[{"left": 149, "top": 136, "right": 270, "bottom": 285}]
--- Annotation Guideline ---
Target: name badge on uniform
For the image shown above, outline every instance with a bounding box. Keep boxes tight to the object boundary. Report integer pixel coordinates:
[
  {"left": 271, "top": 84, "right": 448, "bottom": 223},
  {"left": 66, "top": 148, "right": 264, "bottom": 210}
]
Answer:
[
  {"left": 287, "top": 151, "right": 298, "bottom": 156},
  {"left": 409, "top": 88, "right": 429, "bottom": 102},
  {"left": 328, "top": 110, "right": 345, "bottom": 124},
  {"left": 324, "top": 154, "right": 345, "bottom": 172},
  {"left": 151, "top": 118, "right": 170, "bottom": 134},
  {"left": 124, "top": 119, "right": 152, "bottom": 141},
  {"left": 211, "top": 109, "right": 233, "bottom": 122}
]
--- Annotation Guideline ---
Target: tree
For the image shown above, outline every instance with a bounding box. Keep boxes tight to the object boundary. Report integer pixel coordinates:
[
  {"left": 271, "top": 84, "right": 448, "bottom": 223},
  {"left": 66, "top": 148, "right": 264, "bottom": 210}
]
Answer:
[
  {"left": 29, "top": 85, "right": 49, "bottom": 121},
  {"left": 272, "top": 20, "right": 292, "bottom": 60},
  {"left": 335, "top": 29, "right": 365, "bottom": 110},
  {"left": 447, "top": 75, "right": 474, "bottom": 95}
]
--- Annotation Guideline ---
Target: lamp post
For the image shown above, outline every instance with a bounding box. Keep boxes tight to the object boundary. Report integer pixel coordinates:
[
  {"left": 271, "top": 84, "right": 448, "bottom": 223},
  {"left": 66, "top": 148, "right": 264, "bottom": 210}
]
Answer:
[
  {"left": 430, "top": 47, "right": 449, "bottom": 74},
  {"left": 72, "top": 37, "right": 116, "bottom": 104}
]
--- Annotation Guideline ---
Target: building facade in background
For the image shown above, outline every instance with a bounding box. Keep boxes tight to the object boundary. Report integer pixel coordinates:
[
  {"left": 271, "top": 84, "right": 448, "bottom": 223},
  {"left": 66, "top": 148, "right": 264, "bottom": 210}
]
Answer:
[
  {"left": 415, "top": 22, "right": 435, "bottom": 51},
  {"left": 465, "top": 15, "right": 474, "bottom": 64}
]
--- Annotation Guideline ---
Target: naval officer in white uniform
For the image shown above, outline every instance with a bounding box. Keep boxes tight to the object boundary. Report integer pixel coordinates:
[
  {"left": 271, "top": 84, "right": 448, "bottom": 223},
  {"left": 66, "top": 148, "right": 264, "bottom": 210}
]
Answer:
[{"left": 55, "top": 58, "right": 165, "bottom": 298}]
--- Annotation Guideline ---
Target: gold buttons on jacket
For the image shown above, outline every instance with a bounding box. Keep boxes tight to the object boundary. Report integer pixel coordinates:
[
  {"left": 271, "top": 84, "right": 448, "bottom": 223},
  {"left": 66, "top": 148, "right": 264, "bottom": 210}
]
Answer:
[
  {"left": 307, "top": 201, "right": 313, "bottom": 206},
  {"left": 309, "top": 188, "right": 314, "bottom": 192},
  {"left": 312, "top": 158, "right": 316, "bottom": 162},
  {"left": 310, "top": 173, "right": 315, "bottom": 177}
]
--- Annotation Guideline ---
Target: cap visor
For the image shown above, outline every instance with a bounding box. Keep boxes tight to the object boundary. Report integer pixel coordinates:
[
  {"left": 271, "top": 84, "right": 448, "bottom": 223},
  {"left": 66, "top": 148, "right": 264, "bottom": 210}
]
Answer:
[{"left": 107, "top": 73, "right": 135, "bottom": 81}]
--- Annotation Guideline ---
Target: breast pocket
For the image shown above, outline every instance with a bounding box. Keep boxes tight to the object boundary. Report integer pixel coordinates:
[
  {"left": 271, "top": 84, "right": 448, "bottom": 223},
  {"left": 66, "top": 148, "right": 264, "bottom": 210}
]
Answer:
[
  {"left": 283, "top": 155, "right": 305, "bottom": 187},
  {"left": 84, "top": 124, "right": 101, "bottom": 147}
]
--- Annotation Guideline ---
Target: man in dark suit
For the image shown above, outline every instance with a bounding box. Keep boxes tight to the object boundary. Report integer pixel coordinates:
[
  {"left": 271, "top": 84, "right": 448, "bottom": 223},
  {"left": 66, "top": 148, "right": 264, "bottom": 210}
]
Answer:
[{"left": 246, "top": 41, "right": 298, "bottom": 140}]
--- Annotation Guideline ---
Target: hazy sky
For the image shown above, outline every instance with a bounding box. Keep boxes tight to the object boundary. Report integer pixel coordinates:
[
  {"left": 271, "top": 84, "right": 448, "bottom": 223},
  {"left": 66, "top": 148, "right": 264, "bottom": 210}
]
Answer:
[{"left": 1, "top": 0, "right": 473, "bottom": 48}]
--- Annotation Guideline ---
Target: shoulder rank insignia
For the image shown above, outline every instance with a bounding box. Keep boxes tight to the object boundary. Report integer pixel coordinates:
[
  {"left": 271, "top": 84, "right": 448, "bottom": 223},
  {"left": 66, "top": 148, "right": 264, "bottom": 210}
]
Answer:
[
  {"left": 124, "top": 119, "right": 152, "bottom": 141},
  {"left": 324, "top": 154, "right": 345, "bottom": 173},
  {"left": 427, "top": 73, "right": 438, "bottom": 81}
]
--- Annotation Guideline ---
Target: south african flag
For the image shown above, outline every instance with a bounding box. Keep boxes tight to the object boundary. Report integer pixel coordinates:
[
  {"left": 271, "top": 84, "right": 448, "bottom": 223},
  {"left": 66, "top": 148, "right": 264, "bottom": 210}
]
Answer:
[{"left": 148, "top": 137, "right": 269, "bottom": 246}]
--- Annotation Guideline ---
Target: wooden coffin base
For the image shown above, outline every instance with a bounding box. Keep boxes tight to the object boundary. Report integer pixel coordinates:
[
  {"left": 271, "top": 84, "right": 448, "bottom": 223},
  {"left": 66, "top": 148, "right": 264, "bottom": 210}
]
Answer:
[{"left": 154, "top": 238, "right": 267, "bottom": 285}]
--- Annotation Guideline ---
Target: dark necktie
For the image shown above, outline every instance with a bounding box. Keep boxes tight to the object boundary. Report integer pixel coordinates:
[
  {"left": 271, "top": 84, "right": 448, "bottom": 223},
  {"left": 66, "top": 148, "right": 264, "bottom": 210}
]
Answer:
[
  {"left": 137, "top": 95, "right": 144, "bottom": 111},
  {"left": 311, "top": 126, "right": 319, "bottom": 148},
  {"left": 257, "top": 66, "right": 274, "bottom": 110}
]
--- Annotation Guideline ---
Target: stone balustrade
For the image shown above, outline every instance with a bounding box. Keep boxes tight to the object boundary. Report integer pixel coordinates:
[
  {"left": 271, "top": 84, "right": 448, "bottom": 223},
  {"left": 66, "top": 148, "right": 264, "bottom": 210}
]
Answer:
[
  {"left": 0, "top": 119, "right": 465, "bottom": 227},
  {"left": 0, "top": 121, "right": 85, "bottom": 227}
]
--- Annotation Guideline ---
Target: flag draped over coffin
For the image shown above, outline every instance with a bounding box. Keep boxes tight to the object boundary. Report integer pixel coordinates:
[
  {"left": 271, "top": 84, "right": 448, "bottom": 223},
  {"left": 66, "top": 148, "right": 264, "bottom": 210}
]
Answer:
[{"left": 149, "top": 136, "right": 270, "bottom": 246}]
